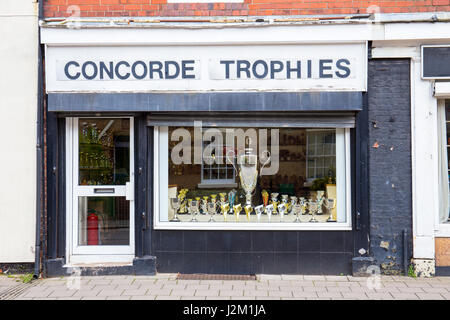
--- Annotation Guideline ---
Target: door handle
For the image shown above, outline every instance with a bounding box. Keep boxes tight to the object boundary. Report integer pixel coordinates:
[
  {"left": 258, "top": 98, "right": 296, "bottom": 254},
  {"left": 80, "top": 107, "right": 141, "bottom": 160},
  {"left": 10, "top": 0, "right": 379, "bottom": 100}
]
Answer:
[
  {"left": 94, "top": 188, "right": 115, "bottom": 194},
  {"left": 125, "top": 182, "right": 134, "bottom": 201}
]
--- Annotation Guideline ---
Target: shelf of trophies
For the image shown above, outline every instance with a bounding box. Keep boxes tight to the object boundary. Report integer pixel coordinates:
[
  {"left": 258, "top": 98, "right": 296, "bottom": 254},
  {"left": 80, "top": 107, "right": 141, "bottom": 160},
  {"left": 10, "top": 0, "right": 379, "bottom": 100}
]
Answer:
[
  {"left": 79, "top": 144, "right": 115, "bottom": 186},
  {"left": 168, "top": 189, "right": 337, "bottom": 223}
]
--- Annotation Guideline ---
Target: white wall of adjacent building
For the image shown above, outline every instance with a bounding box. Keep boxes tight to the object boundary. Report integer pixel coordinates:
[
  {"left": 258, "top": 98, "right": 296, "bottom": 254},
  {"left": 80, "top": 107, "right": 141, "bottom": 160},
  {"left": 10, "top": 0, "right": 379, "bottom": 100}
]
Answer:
[{"left": 0, "top": 0, "right": 38, "bottom": 262}]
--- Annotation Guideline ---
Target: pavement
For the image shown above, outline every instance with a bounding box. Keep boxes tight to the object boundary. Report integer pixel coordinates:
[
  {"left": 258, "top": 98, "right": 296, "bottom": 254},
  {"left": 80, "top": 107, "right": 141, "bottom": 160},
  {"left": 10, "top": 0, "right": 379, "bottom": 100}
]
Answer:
[{"left": 1, "top": 274, "right": 450, "bottom": 300}]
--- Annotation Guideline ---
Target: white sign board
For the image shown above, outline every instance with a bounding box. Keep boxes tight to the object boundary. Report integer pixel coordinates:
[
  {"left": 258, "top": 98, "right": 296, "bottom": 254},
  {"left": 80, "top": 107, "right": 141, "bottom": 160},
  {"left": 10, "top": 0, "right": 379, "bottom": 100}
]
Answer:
[{"left": 46, "top": 43, "right": 367, "bottom": 92}]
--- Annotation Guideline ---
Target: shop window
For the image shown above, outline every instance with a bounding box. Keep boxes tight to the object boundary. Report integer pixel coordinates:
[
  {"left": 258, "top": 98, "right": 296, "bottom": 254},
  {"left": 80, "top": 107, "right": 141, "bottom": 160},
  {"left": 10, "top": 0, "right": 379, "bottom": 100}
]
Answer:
[{"left": 155, "top": 126, "right": 351, "bottom": 229}]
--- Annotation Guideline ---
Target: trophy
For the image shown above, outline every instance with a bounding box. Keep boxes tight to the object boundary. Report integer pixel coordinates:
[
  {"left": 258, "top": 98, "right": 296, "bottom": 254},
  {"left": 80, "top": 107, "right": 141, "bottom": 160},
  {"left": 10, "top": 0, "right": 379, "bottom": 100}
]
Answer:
[
  {"left": 261, "top": 190, "right": 269, "bottom": 207},
  {"left": 238, "top": 148, "right": 258, "bottom": 207},
  {"left": 190, "top": 200, "right": 199, "bottom": 222},
  {"left": 178, "top": 189, "right": 189, "bottom": 213},
  {"left": 170, "top": 198, "right": 181, "bottom": 222},
  {"left": 265, "top": 204, "right": 274, "bottom": 222},
  {"left": 289, "top": 196, "right": 298, "bottom": 214},
  {"left": 201, "top": 198, "right": 208, "bottom": 215},
  {"left": 316, "top": 191, "right": 325, "bottom": 215},
  {"left": 220, "top": 202, "right": 230, "bottom": 221},
  {"left": 254, "top": 205, "right": 264, "bottom": 222},
  {"left": 244, "top": 204, "right": 253, "bottom": 221},
  {"left": 207, "top": 202, "right": 216, "bottom": 222},
  {"left": 278, "top": 203, "right": 287, "bottom": 222},
  {"left": 308, "top": 199, "right": 318, "bottom": 223},
  {"left": 228, "top": 189, "right": 237, "bottom": 214},
  {"left": 281, "top": 195, "right": 289, "bottom": 213},
  {"left": 325, "top": 198, "right": 336, "bottom": 222},
  {"left": 233, "top": 204, "right": 242, "bottom": 221},
  {"left": 219, "top": 193, "right": 227, "bottom": 203},
  {"left": 292, "top": 204, "right": 302, "bottom": 222},
  {"left": 270, "top": 193, "right": 279, "bottom": 214},
  {"left": 299, "top": 197, "right": 307, "bottom": 215},
  {"left": 187, "top": 199, "right": 193, "bottom": 215}
]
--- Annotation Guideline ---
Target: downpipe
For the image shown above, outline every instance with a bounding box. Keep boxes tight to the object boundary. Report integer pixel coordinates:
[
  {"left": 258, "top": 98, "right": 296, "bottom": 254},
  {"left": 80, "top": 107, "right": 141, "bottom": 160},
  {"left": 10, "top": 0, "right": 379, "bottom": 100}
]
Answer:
[{"left": 34, "top": 0, "right": 44, "bottom": 280}]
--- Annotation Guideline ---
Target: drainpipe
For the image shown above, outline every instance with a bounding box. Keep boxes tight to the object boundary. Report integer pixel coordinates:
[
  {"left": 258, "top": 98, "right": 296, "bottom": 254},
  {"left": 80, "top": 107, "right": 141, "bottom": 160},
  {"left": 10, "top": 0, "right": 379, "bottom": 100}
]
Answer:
[{"left": 34, "top": 0, "right": 44, "bottom": 279}]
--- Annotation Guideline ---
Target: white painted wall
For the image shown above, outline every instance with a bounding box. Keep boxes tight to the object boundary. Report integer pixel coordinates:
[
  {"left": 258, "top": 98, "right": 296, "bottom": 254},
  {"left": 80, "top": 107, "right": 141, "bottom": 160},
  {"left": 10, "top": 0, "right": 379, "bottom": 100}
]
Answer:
[{"left": 0, "top": 0, "right": 38, "bottom": 262}]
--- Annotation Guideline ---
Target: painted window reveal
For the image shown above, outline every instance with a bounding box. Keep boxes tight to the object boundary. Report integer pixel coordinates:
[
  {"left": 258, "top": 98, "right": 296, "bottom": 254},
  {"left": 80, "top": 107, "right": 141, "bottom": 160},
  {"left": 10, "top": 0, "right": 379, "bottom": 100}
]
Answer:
[{"left": 157, "top": 126, "right": 350, "bottom": 227}]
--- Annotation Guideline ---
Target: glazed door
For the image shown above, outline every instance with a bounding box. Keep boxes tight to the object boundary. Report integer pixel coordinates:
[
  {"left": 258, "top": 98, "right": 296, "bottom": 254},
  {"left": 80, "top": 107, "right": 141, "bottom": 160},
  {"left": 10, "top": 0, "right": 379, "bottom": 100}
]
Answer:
[{"left": 71, "top": 117, "right": 134, "bottom": 256}]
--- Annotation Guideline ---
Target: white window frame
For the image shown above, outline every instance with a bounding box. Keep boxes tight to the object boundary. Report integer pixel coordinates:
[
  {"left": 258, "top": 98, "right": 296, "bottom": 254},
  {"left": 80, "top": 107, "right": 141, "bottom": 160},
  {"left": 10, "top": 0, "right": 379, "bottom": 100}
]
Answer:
[
  {"left": 153, "top": 126, "right": 352, "bottom": 231},
  {"left": 436, "top": 99, "right": 450, "bottom": 237}
]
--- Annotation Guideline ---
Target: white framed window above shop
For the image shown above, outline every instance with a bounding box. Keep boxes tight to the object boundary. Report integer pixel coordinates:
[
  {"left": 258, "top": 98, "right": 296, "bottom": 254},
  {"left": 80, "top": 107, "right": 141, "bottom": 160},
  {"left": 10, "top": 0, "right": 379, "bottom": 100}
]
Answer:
[{"left": 153, "top": 122, "right": 352, "bottom": 231}]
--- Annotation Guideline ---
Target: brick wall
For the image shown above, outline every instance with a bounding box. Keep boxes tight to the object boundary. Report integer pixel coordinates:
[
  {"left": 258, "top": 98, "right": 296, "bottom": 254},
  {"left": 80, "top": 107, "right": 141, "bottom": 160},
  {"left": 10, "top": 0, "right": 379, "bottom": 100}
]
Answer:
[
  {"left": 44, "top": 0, "right": 450, "bottom": 18},
  {"left": 367, "top": 59, "right": 413, "bottom": 275}
]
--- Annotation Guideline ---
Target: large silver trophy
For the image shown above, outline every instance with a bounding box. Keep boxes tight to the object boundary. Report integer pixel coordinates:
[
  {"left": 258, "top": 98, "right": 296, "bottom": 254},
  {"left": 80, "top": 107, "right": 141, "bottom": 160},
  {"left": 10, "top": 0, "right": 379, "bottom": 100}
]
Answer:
[{"left": 227, "top": 147, "right": 270, "bottom": 208}]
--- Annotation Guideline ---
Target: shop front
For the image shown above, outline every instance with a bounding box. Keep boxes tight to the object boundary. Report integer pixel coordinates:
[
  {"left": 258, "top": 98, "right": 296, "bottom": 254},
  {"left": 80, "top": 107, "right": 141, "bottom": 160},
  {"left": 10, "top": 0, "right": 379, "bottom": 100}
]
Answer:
[{"left": 42, "top": 25, "right": 374, "bottom": 276}]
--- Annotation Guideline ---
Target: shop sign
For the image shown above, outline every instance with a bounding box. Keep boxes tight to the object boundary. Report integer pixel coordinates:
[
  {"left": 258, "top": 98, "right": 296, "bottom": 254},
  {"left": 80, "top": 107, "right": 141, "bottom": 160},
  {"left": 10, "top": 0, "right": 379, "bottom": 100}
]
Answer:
[{"left": 46, "top": 43, "right": 367, "bottom": 92}]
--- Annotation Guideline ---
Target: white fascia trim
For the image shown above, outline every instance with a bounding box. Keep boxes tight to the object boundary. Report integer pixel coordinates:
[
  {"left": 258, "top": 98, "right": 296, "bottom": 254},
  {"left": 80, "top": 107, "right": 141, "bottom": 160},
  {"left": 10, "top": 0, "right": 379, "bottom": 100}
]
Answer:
[{"left": 372, "top": 46, "right": 420, "bottom": 59}]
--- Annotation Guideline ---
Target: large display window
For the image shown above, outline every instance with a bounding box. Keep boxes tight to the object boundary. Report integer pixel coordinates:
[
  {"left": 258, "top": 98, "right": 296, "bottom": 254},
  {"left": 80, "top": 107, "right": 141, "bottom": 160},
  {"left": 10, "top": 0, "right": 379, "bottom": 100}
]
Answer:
[{"left": 154, "top": 124, "right": 351, "bottom": 230}]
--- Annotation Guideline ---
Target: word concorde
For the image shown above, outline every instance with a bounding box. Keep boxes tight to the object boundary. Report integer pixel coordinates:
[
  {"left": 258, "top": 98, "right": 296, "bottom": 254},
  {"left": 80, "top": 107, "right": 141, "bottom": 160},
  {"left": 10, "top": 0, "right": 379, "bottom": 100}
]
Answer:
[{"left": 62, "top": 58, "right": 352, "bottom": 81}]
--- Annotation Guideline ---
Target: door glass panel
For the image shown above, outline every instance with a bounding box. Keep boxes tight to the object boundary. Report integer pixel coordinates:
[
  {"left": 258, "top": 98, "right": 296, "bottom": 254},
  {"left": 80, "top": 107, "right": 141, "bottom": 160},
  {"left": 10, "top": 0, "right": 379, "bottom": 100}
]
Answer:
[
  {"left": 78, "top": 196, "right": 130, "bottom": 246},
  {"left": 79, "top": 118, "right": 130, "bottom": 185}
]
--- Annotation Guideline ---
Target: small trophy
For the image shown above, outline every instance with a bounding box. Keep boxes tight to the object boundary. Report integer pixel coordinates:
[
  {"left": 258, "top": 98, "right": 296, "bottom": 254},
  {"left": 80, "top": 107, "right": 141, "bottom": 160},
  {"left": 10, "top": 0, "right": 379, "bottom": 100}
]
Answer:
[
  {"left": 244, "top": 204, "right": 253, "bottom": 221},
  {"left": 289, "top": 196, "right": 298, "bottom": 214},
  {"left": 190, "top": 200, "right": 199, "bottom": 222},
  {"left": 325, "top": 198, "right": 336, "bottom": 222},
  {"left": 207, "top": 202, "right": 216, "bottom": 222},
  {"left": 261, "top": 190, "right": 269, "bottom": 207},
  {"left": 170, "top": 198, "right": 181, "bottom": 222},
  {"left": 178, "top": 189, "right": 189, "bottom": 213},
  {"left": 220, "top": 202, "right": 230, "bottom": 221},
  {"left": 281, "top": 195, "right": 289, "bottom": 213},
  {"left": 316, "top": 191, "right": 325, "bottom": 215},
  {"left": 228, "top": 189, "right": 237, "bottom": 214},
  {"left": 270, "top": 193, "right": 279, "bottom": 214},
  {"left": 233, "top": 204, "right": 242, "bottom": 222},
  {"left": 308, "top": 199, "right": 318, "bottom": 223},
  {"left": 254, "top": 205, "right": 264, "bottom": 223},
  {"left": 265, "top": 204, "right": 274, "bottom": 222},
  {"left": 299, "top": 197, "right": 307, "bottom": 215},
  {"left": 201, "top": 199, "right": 208, "bottom": 215},
  {"left": 292, "top": 204, "right": 302, "bottom": 223},
  {"left": 278, "top": 203, "right": 287, "bottom": 222}
]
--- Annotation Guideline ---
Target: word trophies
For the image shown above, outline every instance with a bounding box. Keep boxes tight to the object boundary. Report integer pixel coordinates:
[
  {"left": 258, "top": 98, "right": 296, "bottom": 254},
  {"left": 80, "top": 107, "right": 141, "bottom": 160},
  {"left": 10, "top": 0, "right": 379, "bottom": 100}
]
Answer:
[
  {"left": 308, "top": 199, "right": 318, "bottom": 223},
  {"left": 207, "top": 202, "right": 216, "bottom": 222},
  {"left": 170, "top": 198, "right": 181, "bottom": 222},
  {"left": 190, "top": 200, "right": 199, "bottom": 222},
  {"left": 325, "top": 198, "right": 336, "bottom": 222},
  {"left": 254, "top": 205, "right": 264, "bottom": 223},
  {"left": 278, "top": 203, "right": 287, "bottom": 222}
]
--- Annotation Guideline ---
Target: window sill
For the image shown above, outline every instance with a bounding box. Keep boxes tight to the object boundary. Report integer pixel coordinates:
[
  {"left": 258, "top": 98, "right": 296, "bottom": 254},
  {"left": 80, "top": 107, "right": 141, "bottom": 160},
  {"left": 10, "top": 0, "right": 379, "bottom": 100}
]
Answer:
[
  {"left": 153, "top": 222, "right": 352, "bottom": 231},
  {"left": 435, "top": 223, "right": 450, "bottom": 237}
]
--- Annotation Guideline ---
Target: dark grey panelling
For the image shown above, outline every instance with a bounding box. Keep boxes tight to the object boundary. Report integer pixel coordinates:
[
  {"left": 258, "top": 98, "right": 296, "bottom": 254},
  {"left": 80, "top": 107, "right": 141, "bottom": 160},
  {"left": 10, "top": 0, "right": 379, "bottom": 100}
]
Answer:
[
  {"left": 48, "top": 91, "right": 363, "bottom": 112},
  {"left": 154, "top": 230, "right": 353, "bottom": 275},
  {"left": 367, "top": 59, "right": 413, "bottom": 274}
]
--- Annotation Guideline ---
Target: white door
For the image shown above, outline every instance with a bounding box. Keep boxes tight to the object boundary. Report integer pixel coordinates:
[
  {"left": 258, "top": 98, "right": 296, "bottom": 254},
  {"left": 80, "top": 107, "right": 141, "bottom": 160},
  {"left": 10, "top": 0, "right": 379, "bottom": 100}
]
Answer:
[{"left": 70, "top": 117, "right": 134, "bottom": 258}]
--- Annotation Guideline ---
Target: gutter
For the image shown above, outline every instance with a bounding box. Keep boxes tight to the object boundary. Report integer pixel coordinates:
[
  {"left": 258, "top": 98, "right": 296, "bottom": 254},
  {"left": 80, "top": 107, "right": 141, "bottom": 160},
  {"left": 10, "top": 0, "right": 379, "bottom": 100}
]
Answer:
[{"left": 34, "top": 0, "right": 44, "bottom": 279}]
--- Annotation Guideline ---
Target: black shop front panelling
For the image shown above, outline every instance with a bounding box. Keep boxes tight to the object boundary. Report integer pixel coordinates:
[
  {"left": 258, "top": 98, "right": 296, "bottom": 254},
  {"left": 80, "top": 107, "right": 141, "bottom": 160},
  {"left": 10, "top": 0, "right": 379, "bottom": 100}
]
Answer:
[{"left": 152, "top": 230, "right": 354, "bottom": 275}]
